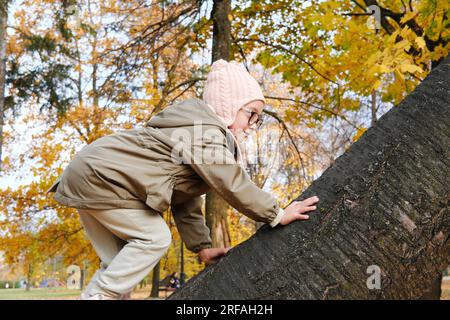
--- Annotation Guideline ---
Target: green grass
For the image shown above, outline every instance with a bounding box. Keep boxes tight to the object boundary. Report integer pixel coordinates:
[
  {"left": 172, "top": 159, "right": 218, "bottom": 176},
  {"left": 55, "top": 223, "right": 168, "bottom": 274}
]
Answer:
[
  {"left": 0, "top": 280, "right": 448, "bottom": 300},
  {"left": 0, "top": 288, "right": 81, "bottom": 300}
]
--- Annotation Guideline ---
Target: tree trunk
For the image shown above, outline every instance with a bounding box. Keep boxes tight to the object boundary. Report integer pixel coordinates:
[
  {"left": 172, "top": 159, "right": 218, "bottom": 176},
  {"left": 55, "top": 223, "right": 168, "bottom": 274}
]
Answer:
[
  {"left": 204, "top": 0, "right": 232, "bottom": 249},
  {"left": 371, "top": 90, "right": 377, "bottom": 127},
  {"left": 367, "top": 88, "right": 441, "bottom": 295},
  {"left": 180, "top": 241, "right": 186, "bottom": 286},
  {"left": 210, "top": 0, "right": 231, "bottom": 63},
  {"left": 150, "top": 261, "right": 160, "bottom": 298},
  {"left": 169, "top": 54, "right": 450, "bottom": 299},
  {"left": 26, "top": 263, "right": 32, "bottom": 292},
  {"left": 0, "top": 1, "right": 8, "bottom": 173},
  {"left": 420, "top": 53, "right": 448, "bottom": 300},
  {"left": 206, "top": 193, "right": 231, "bottom": 248}
]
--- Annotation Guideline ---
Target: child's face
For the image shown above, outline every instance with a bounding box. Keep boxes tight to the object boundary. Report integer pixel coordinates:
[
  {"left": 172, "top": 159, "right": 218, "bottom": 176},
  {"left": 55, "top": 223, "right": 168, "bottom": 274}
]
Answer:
[{"left": 228, "top": 100, "right": 264, "bottom": 138}]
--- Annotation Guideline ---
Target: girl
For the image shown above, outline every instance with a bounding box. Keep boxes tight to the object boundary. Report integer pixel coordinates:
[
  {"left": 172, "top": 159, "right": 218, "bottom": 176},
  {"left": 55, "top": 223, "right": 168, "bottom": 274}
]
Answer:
[{"left": 47, "top": 59, "right": 320, "bottom": 300}]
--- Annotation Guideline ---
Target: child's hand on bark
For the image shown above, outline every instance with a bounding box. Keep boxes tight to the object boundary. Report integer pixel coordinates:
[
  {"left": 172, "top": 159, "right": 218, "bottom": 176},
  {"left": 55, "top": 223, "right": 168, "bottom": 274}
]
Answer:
[
  {"left": 198, "top": 247, "right": 231, "bottom": 265},
  {"left": 280, "top": 196, "right": 319, "bottom": 226}
]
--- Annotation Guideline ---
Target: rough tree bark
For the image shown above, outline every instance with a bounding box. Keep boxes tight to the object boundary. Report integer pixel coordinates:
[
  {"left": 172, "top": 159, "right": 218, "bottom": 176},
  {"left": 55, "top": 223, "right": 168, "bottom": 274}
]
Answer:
[{"left": 170, "top": 55, "right": 450, "bottom": 299}]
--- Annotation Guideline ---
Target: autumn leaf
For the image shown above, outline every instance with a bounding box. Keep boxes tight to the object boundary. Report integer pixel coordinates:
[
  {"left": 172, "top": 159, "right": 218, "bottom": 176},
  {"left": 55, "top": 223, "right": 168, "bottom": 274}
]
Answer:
[{"left": 400, "top": 63, "right": 423, "bottom": 74}]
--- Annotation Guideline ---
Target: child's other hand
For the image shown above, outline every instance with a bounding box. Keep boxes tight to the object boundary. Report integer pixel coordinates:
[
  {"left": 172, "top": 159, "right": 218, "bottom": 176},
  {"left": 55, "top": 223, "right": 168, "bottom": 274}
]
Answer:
[
  {"left": 198, "top": 247, "right": 231, "bottom": 265},
  {"left": 280, "top": 196, "right": 319, "bottom": 226}
]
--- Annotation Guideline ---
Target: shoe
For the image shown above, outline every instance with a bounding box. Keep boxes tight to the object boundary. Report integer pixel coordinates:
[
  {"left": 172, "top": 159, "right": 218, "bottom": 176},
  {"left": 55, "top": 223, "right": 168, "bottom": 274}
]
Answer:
[
  {"left": 120, "top": 291, "right": 132, "bottom": 300},
  {"left": 78, "top": 289, "right": 131, "bottom": 300},
  {"left": 78, "top": 292, "right": 118, "bottom": 300},
  {"left": 84, "top": 266, "right": 132, "bottom": 300}
]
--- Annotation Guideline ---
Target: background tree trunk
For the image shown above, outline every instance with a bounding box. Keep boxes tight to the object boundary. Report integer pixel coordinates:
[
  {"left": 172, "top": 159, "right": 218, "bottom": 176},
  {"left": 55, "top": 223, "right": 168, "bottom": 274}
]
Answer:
[
  {"left": 204, "top": 0, "right": 232, "bottom": 249},
  {"left": 371, "top": 90, "right": 377, "bottom": 127},
  {"left": 169, "top": 55, "right": 450, "bottom": 300},
  {"left": 206, "top": 193, "right": 231, "bottom": 248},
  {"left": 26, "top": 263, "right": 32, "bottom": 292},
  {"left": 150, "top": 261, "right": 160, "bottom": 298},
  {"left": 0, "top": 0, "right": 8, "bottom": 173},
  {"left": 180, "top": 241, "right": 186, "bottom": 286},
  {"left": 210, "top": 0, "right": 231, "bottom": 63}
]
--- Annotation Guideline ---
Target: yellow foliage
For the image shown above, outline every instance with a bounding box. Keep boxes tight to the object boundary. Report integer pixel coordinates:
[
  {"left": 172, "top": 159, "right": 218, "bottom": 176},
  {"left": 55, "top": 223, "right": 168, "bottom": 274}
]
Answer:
[
  {"left": 352, "top": 127, "right": 367, "bottom": 142},
  {"left": 3, "top": 0, "right": 449, "bottom": 286}
]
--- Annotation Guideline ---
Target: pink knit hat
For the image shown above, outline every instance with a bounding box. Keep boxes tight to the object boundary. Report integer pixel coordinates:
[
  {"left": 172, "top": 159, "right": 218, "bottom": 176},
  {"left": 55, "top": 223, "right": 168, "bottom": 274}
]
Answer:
[{"left": 202, "top": 59, "right": 266, "bottom": 127}]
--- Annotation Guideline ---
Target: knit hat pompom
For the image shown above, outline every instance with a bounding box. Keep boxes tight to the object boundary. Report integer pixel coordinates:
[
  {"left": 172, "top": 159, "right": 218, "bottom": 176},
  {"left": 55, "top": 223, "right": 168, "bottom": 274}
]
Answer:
[{"left": 202, "top": 59, "right": 265, "bottom": 127}]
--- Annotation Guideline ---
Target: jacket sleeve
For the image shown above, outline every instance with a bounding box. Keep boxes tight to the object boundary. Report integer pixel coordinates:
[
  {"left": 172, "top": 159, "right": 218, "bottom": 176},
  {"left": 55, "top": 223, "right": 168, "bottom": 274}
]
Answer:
[
  {"left": 185, "top": 129, "right": 286, "bottom": 227},
  {"left": 171, "top": 196, "right": 213, "bottom": 253}
]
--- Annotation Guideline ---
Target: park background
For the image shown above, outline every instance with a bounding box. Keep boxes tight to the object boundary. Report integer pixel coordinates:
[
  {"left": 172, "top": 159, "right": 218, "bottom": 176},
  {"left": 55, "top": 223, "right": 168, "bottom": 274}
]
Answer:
[{"left": 0, "top": 0, "right": 449, "bottom": 299}]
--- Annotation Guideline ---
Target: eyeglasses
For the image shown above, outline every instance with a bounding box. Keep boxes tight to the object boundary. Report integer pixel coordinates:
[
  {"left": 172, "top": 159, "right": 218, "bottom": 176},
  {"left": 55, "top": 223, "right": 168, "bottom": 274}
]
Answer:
[{"left": 242, "top": 108, "right": 264, "bottom": 128}]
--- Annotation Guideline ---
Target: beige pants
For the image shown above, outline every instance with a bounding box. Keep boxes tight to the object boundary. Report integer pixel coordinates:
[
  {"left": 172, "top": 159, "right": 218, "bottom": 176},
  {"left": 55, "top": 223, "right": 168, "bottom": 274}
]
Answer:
[{"left": 77, "top": 208, "right": 172, "bottom": 298}]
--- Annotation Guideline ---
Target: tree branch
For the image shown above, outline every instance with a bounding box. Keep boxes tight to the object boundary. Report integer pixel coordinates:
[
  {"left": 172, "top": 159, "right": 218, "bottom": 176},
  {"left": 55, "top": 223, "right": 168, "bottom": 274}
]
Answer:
[
  {"left": 265, "top": 95, "right": 361, "bottom": 130},
  {"left": 262, "top": 109, "right": 308, "bottom": 182}
]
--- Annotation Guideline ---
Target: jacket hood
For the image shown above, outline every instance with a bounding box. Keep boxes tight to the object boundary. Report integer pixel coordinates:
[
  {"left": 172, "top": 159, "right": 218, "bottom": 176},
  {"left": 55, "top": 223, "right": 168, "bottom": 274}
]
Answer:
[
  {"left": 145, "top": 98, "right": 227, "bottom": 131},
  {"left": 145, "top": 98, "right": 246, "bottom": 166}
]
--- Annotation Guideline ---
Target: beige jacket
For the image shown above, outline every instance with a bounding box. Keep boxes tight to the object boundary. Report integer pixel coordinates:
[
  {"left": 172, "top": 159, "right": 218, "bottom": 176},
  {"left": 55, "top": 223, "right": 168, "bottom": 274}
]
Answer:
[{"left": 47, "top": 98, "right": 285, "bottom": 253}]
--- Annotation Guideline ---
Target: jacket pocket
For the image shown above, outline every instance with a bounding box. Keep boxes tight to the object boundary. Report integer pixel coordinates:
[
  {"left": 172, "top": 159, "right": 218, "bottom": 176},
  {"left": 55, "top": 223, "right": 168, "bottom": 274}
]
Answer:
[{"left": 145, "top": 174, "right": 175, "bottom": 213}]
